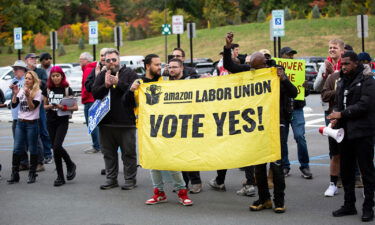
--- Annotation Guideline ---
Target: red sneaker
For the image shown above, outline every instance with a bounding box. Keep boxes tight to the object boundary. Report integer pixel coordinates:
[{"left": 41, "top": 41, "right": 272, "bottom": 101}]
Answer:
[
  {"left": 178, "top": 189, "right": 193, "bottom": 206},
  {"left": 145, "top": 188, "right": 167, "bottom": 205}
]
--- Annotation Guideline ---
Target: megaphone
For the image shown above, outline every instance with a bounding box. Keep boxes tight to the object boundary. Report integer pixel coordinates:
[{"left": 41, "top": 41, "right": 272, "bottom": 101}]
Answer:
[{"left": 319, "top": 123, "right": 345, "bottom": 143}]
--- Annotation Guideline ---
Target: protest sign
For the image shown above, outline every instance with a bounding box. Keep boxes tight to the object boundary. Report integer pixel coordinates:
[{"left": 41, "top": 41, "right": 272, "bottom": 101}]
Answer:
[
  {"left": 135, "top": 68, "right": 281, "bottom": 171},
  {"left": 88, "top": 91, "right": 111, "bottom": 134},
  {"left": 274, "top": 58, "right": 306, "bottom": 100}
]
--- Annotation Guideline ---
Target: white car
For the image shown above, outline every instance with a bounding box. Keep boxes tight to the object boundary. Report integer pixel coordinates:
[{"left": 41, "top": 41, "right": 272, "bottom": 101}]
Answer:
[
  {"left": 0, "top": 66, "right": 15, "bottom": 98},
  {"left": 66, "top": 67, "right": 82, "bottom": 95},
  {"left": 120, "top": 56, "right": 144, "bottom": 68}
]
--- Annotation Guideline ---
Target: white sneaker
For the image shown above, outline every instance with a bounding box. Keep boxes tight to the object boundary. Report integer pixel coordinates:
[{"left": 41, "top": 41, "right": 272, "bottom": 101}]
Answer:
[
  {"left": 236, "top": 185, "right": 256, "bottom": 196},
  {"left": 324, "top": 182, "right": 338, "bottom": 197}
]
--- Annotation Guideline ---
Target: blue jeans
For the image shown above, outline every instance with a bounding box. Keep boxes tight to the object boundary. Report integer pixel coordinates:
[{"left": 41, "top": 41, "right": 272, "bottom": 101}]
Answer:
[
  {"left": 14, "top": 120, "right": 39, "bottom": 156},
  {"left": 150, "top": 170, "right": 186, "bottom": 192},
  {"left": 282, "top": 109, "right": 310, "bottom": 169},
  {"left": 39, "top": 106, "right": 52, "bottom": 158},
  {"left": 84, "top": 102, "right": 100, "bottom": 150}
]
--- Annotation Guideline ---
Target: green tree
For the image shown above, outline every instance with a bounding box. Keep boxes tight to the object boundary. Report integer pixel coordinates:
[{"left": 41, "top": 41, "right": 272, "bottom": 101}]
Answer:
[
  {"left": 325, "top": 4, "right": 337, "bottom": 17},
  {"left": 135, "top": 25, "right": 147, "bottom": 40},
  {"left": 148, "top": 9, "right": 172, "bottom": 35},
  {"left": 127, "top": 26, "right": 137, "bottom": 41},
  {"left": 29, "top": 38, "right": 36, "bottom": 53},
  {"left": 257, "top": 8, "right": 266, "bottom": 22},
  {"left": 203, "top": 0, "right": 239, "bottom": 27},
  {"left": 370, "top": 0, "right": 375, "bottom": 15},
  {"left": 340, "top": 0, "right": 351, "bottom": 16},
  {"left": 312, "top": 5, "right": 320, "bottom": 19}
]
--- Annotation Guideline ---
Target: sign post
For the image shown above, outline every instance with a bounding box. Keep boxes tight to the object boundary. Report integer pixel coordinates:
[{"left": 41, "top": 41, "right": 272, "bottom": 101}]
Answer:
[
  {"left": 114, "top": 26, "right": 123, "bottom": 53},
  {"left": 162, "top": 24, "right": 171, "bottom": 62},
  {"left": 186, "top": 22, "right": 196, "bottom": 67},
  {"left": 271, "top": 10, "right": 285, "bottom": 57},
  {"left": 172, "top": 15, "right": 184, "bottom": 48},
  {"left": 357, "top": 15, "right": 368, "bottom": 52},
  {"left": 14, "top": 27, "right": 22, "bottom": 60},
  {"left": 50, "top": 31, "right": 58, "bottom": 65},
  {"left": 89, "top": 21, "right": 99, "bottom": 61}
]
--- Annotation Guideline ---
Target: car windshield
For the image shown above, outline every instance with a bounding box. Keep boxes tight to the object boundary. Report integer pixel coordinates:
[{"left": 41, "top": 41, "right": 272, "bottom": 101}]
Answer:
[
  {"left": 306, "top": 66, "right": 316, "bottom": 73},
  {"left": 0, "top": 67, "right": 10, "bottom": 74}
]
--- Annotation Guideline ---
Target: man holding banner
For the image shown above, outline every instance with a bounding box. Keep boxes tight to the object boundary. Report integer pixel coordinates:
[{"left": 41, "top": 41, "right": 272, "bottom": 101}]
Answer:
[
  {"left": 223, "top": 32, "right": 297, "bottom": 213},
  {"left": 277, "top": 47, "right": 312, "bottom": 179},
  {"left": 92, "top": 48, "right": 138, "bottom": 190},
  {"left": 125, "top": 54, "right": 193, "bottom": 206}
]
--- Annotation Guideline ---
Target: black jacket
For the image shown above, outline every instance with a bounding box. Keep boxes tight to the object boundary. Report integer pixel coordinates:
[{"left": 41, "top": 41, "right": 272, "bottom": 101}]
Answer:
[
  {"left": 92, "top": 65, "right": 138, "bottom": 127},
  {"left": 223, "top": 46, "right": 298, "bottom": 124},
  {"left": 334, "top": 64, "right": 375, "bottom": 139}
]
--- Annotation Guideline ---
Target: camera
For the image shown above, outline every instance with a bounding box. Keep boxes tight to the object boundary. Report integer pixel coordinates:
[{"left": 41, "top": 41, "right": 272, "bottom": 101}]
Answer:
[{"left": 266, "top": 59, "right": 277, "bottom": 67}]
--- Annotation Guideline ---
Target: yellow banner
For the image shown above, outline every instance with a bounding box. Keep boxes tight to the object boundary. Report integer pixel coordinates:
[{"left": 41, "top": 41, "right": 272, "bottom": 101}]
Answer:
[
  {"left": 274, "top": 58, "right": 306, "bottom": 100},
  {"left": 136, "top": 68, "right": 281, "bottom": 171}
]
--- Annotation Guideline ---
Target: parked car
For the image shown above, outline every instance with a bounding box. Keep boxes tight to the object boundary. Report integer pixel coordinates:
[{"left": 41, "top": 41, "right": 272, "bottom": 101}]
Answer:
[
  {"left": 120, "top": 55, "right": 144, "bottom": 68},
  {"left": 195, "top": 62, "right": 215, "bottom": 75},
  {"left": 66, "top": 67, "right": 82, "bottom": 95},
  {"left": 298, "top": 56, "right": 325, "bottom": 71},
  {"left": 120, "top": 56, "right": 145, "bottom": 78},
  {"left": 183, "top": 58, "right": 213, "bottom": 68},
  {"left": 305, "top": 63, "right": 318, "bottom": 92},
  {"left": 0, "top": 66, "right": 14, "bottom": 97}
]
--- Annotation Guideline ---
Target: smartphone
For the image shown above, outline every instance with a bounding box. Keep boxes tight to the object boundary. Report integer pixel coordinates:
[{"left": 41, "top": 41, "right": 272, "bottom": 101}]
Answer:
[{"left": 12, "top": 80, "right": 18, "bottom": 85}]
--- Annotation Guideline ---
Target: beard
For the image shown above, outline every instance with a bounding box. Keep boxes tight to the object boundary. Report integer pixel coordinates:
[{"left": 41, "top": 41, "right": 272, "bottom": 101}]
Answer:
[
  {"left": 109, "top": 65, "right": 120, "bottom": 75},
  {"left": 150, "top": 68, "right": 161, "bottom": 77}
]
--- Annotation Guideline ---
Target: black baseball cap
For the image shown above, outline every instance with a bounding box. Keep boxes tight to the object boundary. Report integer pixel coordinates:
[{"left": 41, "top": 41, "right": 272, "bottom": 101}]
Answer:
[
  {"left": 280, "top": 47, "right": 297, "bottom": 56},
  {"left": 39, "top": 52, "right": 52, "bottom": 61}
]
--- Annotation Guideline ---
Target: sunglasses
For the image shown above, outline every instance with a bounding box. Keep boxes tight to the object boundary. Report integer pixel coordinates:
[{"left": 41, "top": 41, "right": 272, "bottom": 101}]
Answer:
[{"left": 105, "top": 58, "right": 117, "bottom": 63}]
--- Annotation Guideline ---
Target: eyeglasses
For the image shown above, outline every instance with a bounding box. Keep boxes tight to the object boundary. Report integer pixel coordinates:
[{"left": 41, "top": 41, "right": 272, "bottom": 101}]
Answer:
[
  {"left": 172, "top": 55, "right": 182, "bottom": 58},
  {"left": 169, "top": 66, "right": 180, "bottom": 69},
  {"left": 105, "top": 58, "right": 117, "bottom": 63}
]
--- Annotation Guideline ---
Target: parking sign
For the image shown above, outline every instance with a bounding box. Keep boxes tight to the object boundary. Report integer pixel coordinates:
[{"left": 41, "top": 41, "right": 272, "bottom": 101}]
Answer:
[
  {"left": 272, "top": 10, "right": 285, "bottom": 37},
  {"left": 88, "top": 21, "right": 98, "bottom": 45},
  {"left": 14, "top": 27, "right": 22, "bottom": 50}
]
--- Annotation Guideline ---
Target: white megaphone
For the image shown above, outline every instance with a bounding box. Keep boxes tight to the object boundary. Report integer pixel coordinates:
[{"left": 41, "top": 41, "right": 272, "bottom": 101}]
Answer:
[{"left": 319, "top": 123, "right": 345, "bottom": 143}]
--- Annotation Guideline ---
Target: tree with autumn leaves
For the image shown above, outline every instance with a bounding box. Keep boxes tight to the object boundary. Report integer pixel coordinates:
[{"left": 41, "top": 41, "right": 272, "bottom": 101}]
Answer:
[{"left": 0, "top": 0, "right": 374, "bottom": 49}]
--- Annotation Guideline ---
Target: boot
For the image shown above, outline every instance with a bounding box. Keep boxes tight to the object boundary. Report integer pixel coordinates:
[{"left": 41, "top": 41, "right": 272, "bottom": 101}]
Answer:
[
  {"left": 145, "top": 188, "right": 167, "bottom": 205},
  {"left": 27, "top": 154, "right": 38, "bottom": 184},
  {"left": 54, "top": 176, "right": 66, "bottom": 187},
  {"left": 7, "top": 154, "right": 20, "bottom": 184},
  {"left": 61, "top": 148, "right": 76, "bottom": 181},
  {"left": 66, "top": 162, "right": 76, "bottom": 181},
  {"left": 54, "top": 152, "right": 65, "bottom": 187},
  {"left": 178, "top": 189, "right": 193, "bottom": 206}
]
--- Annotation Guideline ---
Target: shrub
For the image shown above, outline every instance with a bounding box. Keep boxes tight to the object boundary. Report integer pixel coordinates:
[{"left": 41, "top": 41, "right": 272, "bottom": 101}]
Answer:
[
  {"left": 257, "top": 8, "right": 266, "bottom": 22},
  {"left": 58, "top": 43, "right": 66, "bottom": 56},
  {"left": 78, "top": 37, "right": 85, "bottom": 50},
  {"left": 284, "top": 7, "right": 292, "bottom": 21},
  {"left": 312, "top": 5, "right": 321, "bottom": 19}
]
